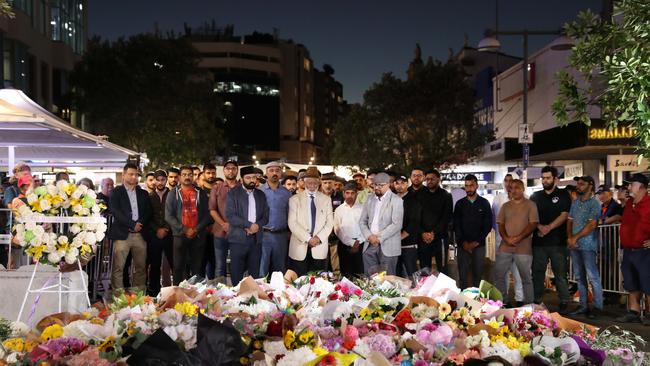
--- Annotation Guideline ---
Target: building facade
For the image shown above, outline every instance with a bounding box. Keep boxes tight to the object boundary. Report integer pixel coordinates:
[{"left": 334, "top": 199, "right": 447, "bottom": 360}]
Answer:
[
  {"left": 0, "top": 0, "right": 86, "bottom": 125},
  {"left": 186, "top": 24, "right": 345, "bottom": 164}
]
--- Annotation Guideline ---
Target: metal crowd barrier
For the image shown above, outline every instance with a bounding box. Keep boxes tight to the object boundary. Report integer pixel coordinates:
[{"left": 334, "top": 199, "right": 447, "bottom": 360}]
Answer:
[{"left": 568, "top": 223, "right": 625, "bottom": 294}]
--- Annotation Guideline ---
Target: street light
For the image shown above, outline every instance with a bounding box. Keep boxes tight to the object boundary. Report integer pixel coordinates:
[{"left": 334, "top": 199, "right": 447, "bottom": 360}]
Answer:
[{"left": 478, "top": 29, "right": 573, "bottom": 180}]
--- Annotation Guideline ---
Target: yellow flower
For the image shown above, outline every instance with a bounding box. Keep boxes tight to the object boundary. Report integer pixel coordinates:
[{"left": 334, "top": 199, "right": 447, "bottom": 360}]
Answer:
[
  {"left": 25, "top": 340, "right": 37, "bottom": 352},
  {"left": 518, "top": 342, "right": 531, "bottom": 356},
  {"left": 174, "top": 302, "right": 198, "bottom": 317},
  {"left": 299, "top": 330, "right": 314, "bottom": 344},
  {"left": 451, "top": 310, "right": 462, "bottom": 320},
  {"left": 313, "top": 347, "right": 329, "bottom": 356},
  {"left": 90, "top": 317, "right": 104, "bottom": 325},
  {"left": 239, "top": 357, "right": 249, "bottom": 365},
  {"left": 64, "top": 183, "right": 75, "bottom": 196},
  {"left": 40, "top": 324, "right": 64, "bottom": 341},
  {"left": 438, "top": 302, "right": 452, "bottom": 318},
  {"left": 253, "top": 340, "right": 263, "bottom": 350},
  {"left": 98, "top": 336, "right": 116, "bottom": 352},
  {"left": 127, "top": 321, "right": 137, "bottom": 336},
  {"left": 26, "top": 245, "right": 46, "bottom": 260},
  {"left": 486, "top": 320, "right": 500, "bottom": 329},
  {"left": 463, "top": 315, "right": 476, "bottom": 326},
  {"left": 2, "top": 338, "right": 25, "bottom": 352},
  {"left": 283, "top": 330, "right": 295, "bottom": 349},
  {"left": 359, "top": 307, "right": 372, "bottom": 319}
]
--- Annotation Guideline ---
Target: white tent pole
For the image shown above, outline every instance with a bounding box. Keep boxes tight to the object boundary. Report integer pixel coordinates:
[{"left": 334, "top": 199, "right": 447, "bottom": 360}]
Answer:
[{"left": 8, "top": 145, "right": 15, "bottom": 172}]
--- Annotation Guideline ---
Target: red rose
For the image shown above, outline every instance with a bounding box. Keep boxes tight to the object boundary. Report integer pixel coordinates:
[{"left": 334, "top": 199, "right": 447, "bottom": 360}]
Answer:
[
  {"left": 319, "top": 355, "right": 337, "bottom": 366},
  {"left": 329, "top": 293, "right": 339, "bottom": 301},
  {"left": 334, "top": 284, "right": 341, "bottom": 291},
  {"left": 268, "top": 292, "right": 274, "bottom": 300},
  {"left": 315, "top": 291, "right": 321, "bottom": 298},
  {"left": 354, "top": 288, "right": 363, "bottom": 296},
  {"left": 266, "top": 319, "right": 283, "bottom": 337},
  {"left": 309, "top": 276, "right": 316, "bottom": 284}
]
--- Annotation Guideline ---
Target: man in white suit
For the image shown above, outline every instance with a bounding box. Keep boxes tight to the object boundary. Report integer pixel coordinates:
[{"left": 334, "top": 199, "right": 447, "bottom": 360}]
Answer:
[
  {"left": 360, "top": 172, "right": 404, "bottom": 275},
  {"left": 288, "top": 167, "right": 334, "bottom": 276}
]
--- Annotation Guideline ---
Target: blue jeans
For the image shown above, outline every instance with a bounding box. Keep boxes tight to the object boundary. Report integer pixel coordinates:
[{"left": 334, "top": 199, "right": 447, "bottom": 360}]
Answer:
[
  {"left": 571, "top": 249, "right": 603, "bottom": 310},
  {"left": 259, "top": 232, "right": 289, "bottom": 277},
  {"left": 213, "top": 236, "right": 229, "bottom": 278}
]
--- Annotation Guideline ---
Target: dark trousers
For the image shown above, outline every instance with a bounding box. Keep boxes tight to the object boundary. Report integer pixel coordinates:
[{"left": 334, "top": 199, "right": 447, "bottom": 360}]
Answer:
[
  {"left": 147, "top": 232, "right": 173, "bottom": 296},
  {"left": 338, "top": 242, "right": 364, "bottom": 278},
  {"left": 230, "top": 235, "right": 262, "bottom": 286},
  {"left": 289, "top": 248, "right": 327, "bottom": 277},
  {"left": 398, "top": 247, "right": 419, "bottom": 278},
  {"left": 418, "top": 238, "right": 449, "bottom": 274},
  {"left": 532, "top": 245, "right": 570, "bottom": 304},
  {"left": 200, "top": 233, "right": 215, "bottom": 280},
  {"left": 172, "top": 232, "right": 206, "bottom": 285},
  {"left": 123, "top": 253, "right": 132, "bottom": 288},
  {"left": 457, "top": 245, "right": 486, "bottom": 289}
]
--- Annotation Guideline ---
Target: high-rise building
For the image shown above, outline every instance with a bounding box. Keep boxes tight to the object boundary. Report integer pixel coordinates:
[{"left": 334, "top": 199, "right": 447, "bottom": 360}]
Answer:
[
  {"left": 185, "top": 24, "right": 346, "bottom": 164},
  {"left": 0, "top": 0, "right": 87, "bottom": 125}
]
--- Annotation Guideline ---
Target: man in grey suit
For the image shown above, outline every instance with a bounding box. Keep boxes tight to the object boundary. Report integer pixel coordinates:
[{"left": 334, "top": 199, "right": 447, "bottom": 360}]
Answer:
[
  {"left": 225, "top": 166, "right": 269, "bottom": 285},
  {"left": 360, "top": 172, "right": 404, "bottom": 275}
]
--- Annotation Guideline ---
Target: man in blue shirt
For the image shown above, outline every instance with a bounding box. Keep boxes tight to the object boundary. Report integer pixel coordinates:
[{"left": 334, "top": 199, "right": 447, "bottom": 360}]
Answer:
[
  {"left": 259, "top": 161, "right": 292, "bottom": 277},
  {"left": 567, "top": 175, "right": 603, "bottom": 319}
]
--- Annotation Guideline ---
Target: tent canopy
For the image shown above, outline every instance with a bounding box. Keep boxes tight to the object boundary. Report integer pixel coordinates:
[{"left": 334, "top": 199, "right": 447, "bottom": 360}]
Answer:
[{"left": 0, "top": 89, "right": 145, "bottom": 170}]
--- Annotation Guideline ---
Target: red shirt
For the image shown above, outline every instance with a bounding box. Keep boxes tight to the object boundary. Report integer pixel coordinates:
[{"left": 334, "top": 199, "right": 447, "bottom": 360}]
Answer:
[
  {"left": 181, "top": 187, "right": 198, "bottom": 229},
  {"left": 620, "top": 194, "right": 650, "bottom": 249}
]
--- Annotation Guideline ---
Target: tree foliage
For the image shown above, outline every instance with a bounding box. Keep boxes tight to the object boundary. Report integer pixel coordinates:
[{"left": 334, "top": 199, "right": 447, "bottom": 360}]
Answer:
[
  {"left": 331, "top": 59, "right": 487, "bottom": 172},
  {"left": 70, "top": 34, "right": 225, "bottom": 169},
  {"left": 553, "top": 0, "right": 650, "bottom": 155}
]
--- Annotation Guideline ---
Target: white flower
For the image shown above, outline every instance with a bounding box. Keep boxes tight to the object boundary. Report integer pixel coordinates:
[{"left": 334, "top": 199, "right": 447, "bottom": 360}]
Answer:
[
  {"left": 64, "top": 248, "right": 79, "bottom": 264},
  {"left": 263, "top": 340, "right": 288, "bottom": 359},
  {"left": 47, "top": 184, "right": 58, "bottom": 196},
  {"left": 158, "top": 309, "right": 183, "bottom": 326},
  {"left": 39, "top": 199, "right": 51, "bottom": 211},
  {"left": 6, "top": 352, "right": 19, "bottom": 363},
  {"left": 80, "top": 208, "right": 90, "bottom": 216},
  {"left": 58, "top": 235, "right": 69, "bottom": 245},
  {"left": 95, "top": 231, "right": 106, "bottom": 242},
  {"left": 10, "top": 321, "right": 30, "bottom": 337},
  {"left": 86, "top": 190, "right": 97, "bottom": 199},
  {"left": 47, "top": 251, "right": 62, "bottom": 264},
  {"left": 72, "top": 204, "right": 83, "bottom": 213},
  {"left": 92, "top": 204, "right": 101, "bottom": 213},
  {"left": 70, "top": 224, "right": 81, "bottom": 234},
  {"left": 97, "top": 222, "right": 108, "bottom": 234},
  {"left": 277, "top": 347, "right": 317, "bottom": 366},
  {"left": 72, "top": 187, "right": 84, "bottom": 199},
  {"left": 16, "top": 205, "right": 32, "bottom": 219},
  {"left": 84, "top": 232, "right": 97, "bottom": 244},
  {"left": 26, "top": 193, "right": 38, "bottom": 204}
]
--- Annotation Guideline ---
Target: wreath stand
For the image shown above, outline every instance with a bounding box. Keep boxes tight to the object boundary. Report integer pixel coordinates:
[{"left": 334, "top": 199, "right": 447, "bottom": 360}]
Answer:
[{"left": 15, "top": 214, "right": 106, "bottom": 322}]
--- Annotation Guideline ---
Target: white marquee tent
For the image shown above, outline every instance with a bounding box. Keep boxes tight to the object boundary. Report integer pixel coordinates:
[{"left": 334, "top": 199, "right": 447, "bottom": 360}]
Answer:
[{"left": 0, "top": 89, "right": 145, "bottom": 171}]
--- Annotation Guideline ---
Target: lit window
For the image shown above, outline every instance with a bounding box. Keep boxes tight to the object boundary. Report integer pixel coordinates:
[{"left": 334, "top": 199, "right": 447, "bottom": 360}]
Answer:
[{"left": 303, "top": 58, "right": 310, "bottom": 71}]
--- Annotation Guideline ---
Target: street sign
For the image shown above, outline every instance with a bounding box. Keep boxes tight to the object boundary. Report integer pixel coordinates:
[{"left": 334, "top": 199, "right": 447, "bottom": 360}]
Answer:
[
  {"left": 523, "top": 144, "right": 530, "bottom": 168},
  {"left": 518, "top": 124, "right": 534, "bottom": 144}
]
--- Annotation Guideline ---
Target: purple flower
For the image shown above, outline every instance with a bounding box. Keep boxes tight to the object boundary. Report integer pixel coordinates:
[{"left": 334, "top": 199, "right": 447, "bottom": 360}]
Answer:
[
  {"left": 571, "top": 335, "right": 606, "bottom": 366},
  {"left": 322, "top": 336, "right": 344, "bottom": 351},
  {"left": 365, "top": 333, "right": 397, "bottom": 358}
]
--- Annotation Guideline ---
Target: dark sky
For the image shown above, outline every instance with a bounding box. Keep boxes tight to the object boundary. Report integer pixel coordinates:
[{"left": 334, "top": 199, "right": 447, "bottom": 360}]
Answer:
[{"left": 89, "top": 0, "right": 602, "bottom": 103}]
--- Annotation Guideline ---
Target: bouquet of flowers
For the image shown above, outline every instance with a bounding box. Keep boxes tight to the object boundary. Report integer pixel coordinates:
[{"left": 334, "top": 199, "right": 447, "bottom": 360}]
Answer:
[{"left": 12, "top": 181, "right": 106, "bottom": 266}]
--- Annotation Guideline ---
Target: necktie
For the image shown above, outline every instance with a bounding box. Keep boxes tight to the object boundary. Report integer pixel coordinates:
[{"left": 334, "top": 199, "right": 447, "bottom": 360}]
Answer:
[{"left": 310, "top": 194, "right": 316, "bottom": 236}]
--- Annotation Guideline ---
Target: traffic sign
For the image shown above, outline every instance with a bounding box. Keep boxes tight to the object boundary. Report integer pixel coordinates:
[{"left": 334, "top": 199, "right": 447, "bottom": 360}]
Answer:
[{"left": 518, "top": 124, "right": 534, "bottom": 144}]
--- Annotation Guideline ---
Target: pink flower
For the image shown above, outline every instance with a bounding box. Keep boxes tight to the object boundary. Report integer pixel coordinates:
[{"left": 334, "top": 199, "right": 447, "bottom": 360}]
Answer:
[{"left": 343, "top": 325, "right": 359, "bottom": 341}]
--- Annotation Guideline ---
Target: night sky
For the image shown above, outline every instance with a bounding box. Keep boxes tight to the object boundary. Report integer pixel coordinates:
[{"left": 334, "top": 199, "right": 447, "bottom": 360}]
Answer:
[{"left": 90, "top": 0, "right": 602, "bottom": 103}]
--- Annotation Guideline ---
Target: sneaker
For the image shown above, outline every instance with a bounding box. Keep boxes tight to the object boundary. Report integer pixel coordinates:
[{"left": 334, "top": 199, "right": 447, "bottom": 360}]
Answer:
[
  {"left": 568, "top": 307, "right": 588, "bottom": 316},
  {"left": 616, "top": 311, "right": 641, "bottom": 323},
  {"left": 587, "top": 308, "right": 603, "bottom": 320}
]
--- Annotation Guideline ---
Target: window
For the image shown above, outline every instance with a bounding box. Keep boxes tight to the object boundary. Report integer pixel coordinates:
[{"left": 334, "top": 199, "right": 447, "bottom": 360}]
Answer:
[
  {"left": 50, "top": 0, "right": 85, "bottom": 54},
  {"left": 303, "top": 58, "right": 310, "bottom": 71},
  {"left": 3, "top": 40, "right": 14, "bottom": 86}
]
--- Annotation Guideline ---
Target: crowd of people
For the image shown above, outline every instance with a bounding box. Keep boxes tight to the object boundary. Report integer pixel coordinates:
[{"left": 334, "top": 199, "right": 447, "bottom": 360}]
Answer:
[{"left": 1, "top": 161, "right": 650, "bottom": 324}]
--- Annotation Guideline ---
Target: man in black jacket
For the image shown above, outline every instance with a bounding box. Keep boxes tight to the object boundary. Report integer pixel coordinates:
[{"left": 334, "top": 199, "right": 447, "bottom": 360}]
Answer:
[
  {"left": 418, "top": 169, "right": 453, "bottom": 274},
  {"left": 395, "top": 174, "right": 422, "bottom": 277},
  {"left": 109, "top": 163, "right": 153, "bottom": 293},
  {"left": 165, "top": 166, "right": 212, "bottom": 285},
  {"left": 454, "top": 174, "right": 493, "bottom": 289},
  {"left": 147, "top": 170, "right": 173, "bottom": 296}
]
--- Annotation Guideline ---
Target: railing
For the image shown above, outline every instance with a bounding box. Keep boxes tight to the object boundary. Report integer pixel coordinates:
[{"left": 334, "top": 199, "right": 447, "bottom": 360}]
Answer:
[{"left": 568, "top": 223, "right": 625, "bottom": 294}]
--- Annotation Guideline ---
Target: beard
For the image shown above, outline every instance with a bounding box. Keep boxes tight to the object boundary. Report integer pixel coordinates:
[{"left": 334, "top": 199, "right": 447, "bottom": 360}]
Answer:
[
  {"left": 243, "top": 182, "right": 256, "bottom": 190},
  {"left": 542, "top": 182, "right": 555, "bottom": 191},
  {"left": 205, "top": 177, "right": 217, "bottom": 184}
]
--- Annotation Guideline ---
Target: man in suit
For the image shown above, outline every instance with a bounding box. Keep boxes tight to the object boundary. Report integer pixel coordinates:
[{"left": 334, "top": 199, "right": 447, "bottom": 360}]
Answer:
[
  {"left": 360, "top": 172, "right": 404, "bottom": 276},
  {"left": 109, "top": 163, "right": 152, "bottom": 293},
  {"left": 288, "top": 167, "right": 334, "bottom": 276},
  {"left": 225, "top": 166, "right": 269, "bottom": 285},
  {"left": 165, "top": 166, "right": 212, "bottom": 285},
  {"left": 146, "top": 169, "right": 173, "bottom": 296}
]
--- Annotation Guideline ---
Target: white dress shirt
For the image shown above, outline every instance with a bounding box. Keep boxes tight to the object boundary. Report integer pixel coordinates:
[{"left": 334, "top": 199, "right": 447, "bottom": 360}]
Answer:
[
  {"left": 247, "top": 189, "right": 256, "bottom": 223},
  {"left": 126, "top": 185, "right": 139, "bottom": 221},
  {"left": 370, "top": 194, "right": 384, "bottom": 234},
  {"left": 334, "top": 202, "right": 364, "bottom": 246}
]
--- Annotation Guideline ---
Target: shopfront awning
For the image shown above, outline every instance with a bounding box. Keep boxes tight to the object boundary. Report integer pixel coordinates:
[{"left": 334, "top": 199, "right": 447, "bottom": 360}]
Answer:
[{"left": 0, "top": 89, "right": 146, "bottom": 170}]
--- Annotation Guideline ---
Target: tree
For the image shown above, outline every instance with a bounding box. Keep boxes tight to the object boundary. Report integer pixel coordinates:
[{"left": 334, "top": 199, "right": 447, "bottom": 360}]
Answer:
[
  {"left": 553, "top": 0, "right": 650, "bottom": 156},
  {"left": 70, "top": 34, "right": 225, "bottom": 169},
  {"left": 331, "top": 58, "right": 486, "bottom": 172},
  {"left": 0, "top": 0, "right": 14, "bottom": 18}
]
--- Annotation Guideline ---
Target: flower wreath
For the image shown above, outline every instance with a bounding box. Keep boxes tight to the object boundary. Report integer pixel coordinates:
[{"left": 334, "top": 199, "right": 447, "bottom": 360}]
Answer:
[{"left": 12, "top": 181, "right": 106, "bottom": 266}]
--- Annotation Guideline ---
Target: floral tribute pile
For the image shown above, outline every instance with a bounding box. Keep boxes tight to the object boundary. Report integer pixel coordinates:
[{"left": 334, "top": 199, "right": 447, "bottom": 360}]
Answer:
[{"left": 0, "top": 271, "right": 646, "bottom": 366}]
